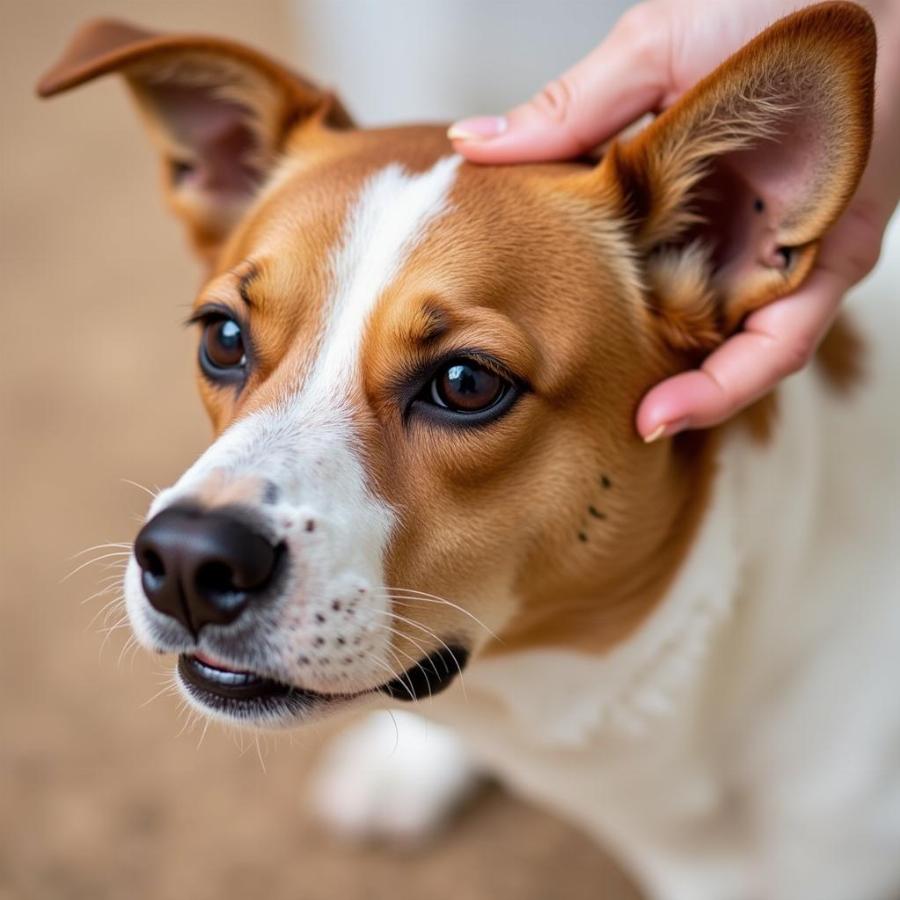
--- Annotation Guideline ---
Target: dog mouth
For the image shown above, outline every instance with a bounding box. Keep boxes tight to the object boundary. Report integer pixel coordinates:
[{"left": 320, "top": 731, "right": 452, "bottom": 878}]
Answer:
[
  {"left": 177, "top": 645, "right": 468, "bottom": 721},
  {"left": 179, "top": 653, "right": 302, "bottom": 702}
]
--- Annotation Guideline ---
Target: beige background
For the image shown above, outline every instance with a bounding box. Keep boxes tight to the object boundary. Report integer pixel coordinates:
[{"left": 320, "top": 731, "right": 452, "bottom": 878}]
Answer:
[{"left": 0, "top": 2, "right": 639, "bottom": 898}]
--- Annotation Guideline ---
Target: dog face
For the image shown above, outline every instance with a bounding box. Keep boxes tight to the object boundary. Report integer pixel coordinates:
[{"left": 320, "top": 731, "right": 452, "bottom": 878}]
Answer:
[{"left": 40, "top": 6, "right": 874, "bottom": 725}]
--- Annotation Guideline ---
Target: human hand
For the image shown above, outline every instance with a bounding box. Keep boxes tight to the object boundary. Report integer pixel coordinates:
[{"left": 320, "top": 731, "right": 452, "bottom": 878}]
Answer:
[{"left": 449, "top": 0, "right": 900, "bottom": 440}]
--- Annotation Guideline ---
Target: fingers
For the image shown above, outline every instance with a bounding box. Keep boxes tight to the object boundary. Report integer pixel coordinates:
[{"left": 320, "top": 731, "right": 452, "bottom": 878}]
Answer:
[
  {"left": 448, "top": 3, "right": 669, "bottom": 163},
  {"left": 637, "top": 268, "right": 852, "bottom": 440},
  {"left": 636, "top": 195, "right": 887, "bottom": 441}
]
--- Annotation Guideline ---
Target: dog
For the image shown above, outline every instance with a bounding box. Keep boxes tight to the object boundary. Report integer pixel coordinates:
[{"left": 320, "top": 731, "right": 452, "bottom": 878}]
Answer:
[{"left": 39, "top": 5, "right": 900, "bottom": 898}]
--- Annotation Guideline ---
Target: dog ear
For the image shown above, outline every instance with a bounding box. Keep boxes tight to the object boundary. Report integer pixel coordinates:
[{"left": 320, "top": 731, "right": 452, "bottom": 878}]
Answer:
[
  {"left": 598, "top": 2, "right": 875, "bottom": 351},
  {"left": 37, "top": 19, "right": 353, "bottom": 264}
]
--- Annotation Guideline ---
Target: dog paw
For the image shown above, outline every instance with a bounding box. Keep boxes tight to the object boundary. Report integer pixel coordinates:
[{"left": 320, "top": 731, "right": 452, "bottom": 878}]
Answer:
[{"left": 310, "top": 710, "right": 483, "bottom": 846}]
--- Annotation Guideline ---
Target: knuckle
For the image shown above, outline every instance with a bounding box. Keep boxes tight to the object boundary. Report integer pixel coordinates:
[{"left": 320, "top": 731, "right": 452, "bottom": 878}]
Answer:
[
  {"left": 838, "top": 202, "right": 886, "bottom": 281},
  {"left": 531, "top": 75, "right": 578, "bottom": 126},
  {"left": 529, "top": 75, "right": 596, "bottom": 154},
  {"left": 777, "top": 336, "right": 817, "bottom": 378},
  {"left": 614, "top": 3, "right": 663, "bottom": 63},
  {"left": 846, "top": 235, "right": 882, "bottom": 283},
  {"left": 616, "top": 2, "right": 653, "bottom": 37}
]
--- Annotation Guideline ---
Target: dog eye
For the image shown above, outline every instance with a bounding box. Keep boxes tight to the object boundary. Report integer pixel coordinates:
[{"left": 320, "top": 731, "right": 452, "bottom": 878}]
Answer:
[
  {"left": 429, "top": 360, "right": 507, "bottom": 413},
  {"left": 200, "top": 317, "right": 246, "bottom": 374}
]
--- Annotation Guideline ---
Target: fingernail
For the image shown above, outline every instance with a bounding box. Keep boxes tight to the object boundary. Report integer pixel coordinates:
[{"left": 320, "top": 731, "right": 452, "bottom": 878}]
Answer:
[
  {"left": 643, "top": 419, "right": 689, "bottom": 443},
  {"left": 447, "top": 116, "right": 508, "bottom": 142}
]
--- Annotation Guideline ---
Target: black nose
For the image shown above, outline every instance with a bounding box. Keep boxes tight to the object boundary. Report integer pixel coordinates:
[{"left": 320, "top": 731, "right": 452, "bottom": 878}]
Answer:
[{"left": 134, "top": 506, "right": 279, "bottom": 636}]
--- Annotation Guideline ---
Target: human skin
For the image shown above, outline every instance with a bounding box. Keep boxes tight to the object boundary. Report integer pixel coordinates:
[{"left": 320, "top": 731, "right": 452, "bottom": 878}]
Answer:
[{"left": 449, "top": 0, "right": 900, "bottom": 440}]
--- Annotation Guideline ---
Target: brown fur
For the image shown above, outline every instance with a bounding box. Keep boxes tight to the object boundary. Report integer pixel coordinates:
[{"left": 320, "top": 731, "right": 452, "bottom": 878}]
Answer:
[
  {"left": 37, "top": 18, "right": 353, "bottom": 263},
  {"left": 38, "top": 4, "right": 875, "bottom": 660},
  {"left": 600, "top": 2, "right": 875, "bottom": 340},
  {"left": 816, "top": 313, "right": 866, "bottom": 392}
]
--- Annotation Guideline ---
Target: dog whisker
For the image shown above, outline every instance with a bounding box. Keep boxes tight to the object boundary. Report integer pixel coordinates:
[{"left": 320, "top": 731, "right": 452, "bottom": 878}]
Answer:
[
  {"left": 97, "top": 612, "right": 129, "bottom": 636},
  {"left": 175, "top": 701, "right": 200, "bottom": 739},
  {"left": 97, "top": 613, "right": 130, "bottom": 659},
  {"left": 140, "top": 677, "right": 180, "bottom": 709},
  {"left": 95, "top": 569, "right": 128, "bottom": 582},
  {"left": 374, "top": 608, "right": 454, "bottom": 661},
  {"left": 368, "top": 617, "right": 435, "bottom": 665},
  {"left": 373, "top": 612, "right": 456, "bottom": 681},
  {"left": 376, "top": 586, "right": 501, "bottom": 642},
  {"left": 126, "top": 639, "right": 142, "bottom": 671},
  {"left": 253, "top": 734, "right": 267, "bottom": 775},
  {"left": 100, "top": 597, "right": 126, "bottom": 629},
  {"left": 385, "top": 644, "right": 434, "bottom": 702},
  {"left": 385, "top": 709, "right": 401, "bottom": 755},
  {"left": 70, "top": 541, "right": 132, "bottom": 559},
  {"left": 367, "top": 655, "right": 417, "bottom": 703},
  {"left": 78, "top": 574, "right": 123, "bottom": 608},
  {"left": 62, "top": 550, "right": 132, "bottom": 583},
  {"left": 121, "top": 478, "right": 159, "bottom": 500},
  {"left": 85, "top": 594, "right": 124, "bottom": 629},
  {"left": 376, "top": 630, "right": 437, "bottom": 700},
  {"left": 196, "top": 716, "right": 212, "bottom": 751},
  {"left": 116, "top": 634, "right": 138, "bottom": 668},
  {"left": 372, "top": 604, "right": 469, "bottom": 698},
  {"left": 81, "top": 579, "right": 125, "bottom": 606}
]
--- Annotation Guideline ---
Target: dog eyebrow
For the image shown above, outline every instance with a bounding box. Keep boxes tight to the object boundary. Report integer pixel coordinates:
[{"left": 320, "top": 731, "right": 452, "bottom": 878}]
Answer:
[
  {"left": 237, "top": 265, "right": 260, "bottom": 308},
  {"left": 407, "top": 304, "right": 450, "bottom": 346}
]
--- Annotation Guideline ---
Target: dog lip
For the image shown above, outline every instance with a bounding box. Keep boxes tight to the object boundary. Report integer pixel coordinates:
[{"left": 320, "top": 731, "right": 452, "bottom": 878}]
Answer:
[
  {"left": 176, "top": 643, "right": 470, "bottom": 716},
  {"left": 178, "top": 653, "right": 368, "bottom": 708},
  {"left": 192, "top": 650, "right": 251, "bottom": 673},
  {"left": 378, "top": 645, "right": 469, "bottom": 702},
  {"left": 179, "top": 653, "right": 292, "bottom": 701}
]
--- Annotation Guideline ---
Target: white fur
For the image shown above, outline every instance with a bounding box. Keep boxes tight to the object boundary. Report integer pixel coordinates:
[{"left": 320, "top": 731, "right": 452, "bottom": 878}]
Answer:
[
  {"left": 127, "top": 150, "right": 900, "bottom": 895},
  {"left": 311, "top": 710, "right": 482, "bottom": 844},
  {"left": 125, "top": 156, "right": 462, "bottom": 705},
  {"left": 305, "top": 154, "right": 461, "bottom": 401},
  {"left": 317, "top": 218, "right": 900, "bottom": 898},
  {"left": 423, "top": 218, "right": 900, "bottom": 900}
]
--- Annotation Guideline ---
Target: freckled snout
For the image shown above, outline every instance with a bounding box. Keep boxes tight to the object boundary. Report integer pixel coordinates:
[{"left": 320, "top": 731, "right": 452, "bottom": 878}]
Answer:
[{"left": 134, "top": 506, "right": 281, "bottom": 637}]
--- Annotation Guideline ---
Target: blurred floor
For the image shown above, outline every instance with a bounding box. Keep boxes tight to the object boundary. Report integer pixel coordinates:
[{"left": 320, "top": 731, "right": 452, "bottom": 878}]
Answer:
[{"left": 0, "top": 2, "right": 638, "bottom": 899}]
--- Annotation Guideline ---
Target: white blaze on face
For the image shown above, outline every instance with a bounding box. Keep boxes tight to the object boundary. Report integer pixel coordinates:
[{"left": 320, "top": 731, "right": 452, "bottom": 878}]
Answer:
[
  {"left": 126, "top": 156, "right": 463, "bottom": 697},
  {"left": 304, "top": 154, "right": 462, "bottom": 405}
]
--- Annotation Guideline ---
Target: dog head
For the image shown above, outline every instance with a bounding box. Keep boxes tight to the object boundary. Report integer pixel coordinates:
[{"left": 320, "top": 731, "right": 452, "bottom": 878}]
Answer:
[{"left": 39, "top": 5, "right": 875, "bottom": 725}]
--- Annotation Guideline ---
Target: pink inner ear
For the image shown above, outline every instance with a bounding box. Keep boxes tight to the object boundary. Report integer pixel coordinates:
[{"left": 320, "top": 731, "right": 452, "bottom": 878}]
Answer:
[
  {"left": 694, "top": 106, "right": 828, "bottom": 289},
  {"left": 729, "top": 106, "right": 828, "bottom": 231},
  {"left": 149, "top": 84, "right": 261, "bottom": 197}
]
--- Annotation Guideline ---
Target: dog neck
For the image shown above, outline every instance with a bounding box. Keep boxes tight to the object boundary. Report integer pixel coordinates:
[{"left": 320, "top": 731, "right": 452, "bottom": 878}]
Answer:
[{"left": 459, "top": 428, "right": 743, "bottom": 746}]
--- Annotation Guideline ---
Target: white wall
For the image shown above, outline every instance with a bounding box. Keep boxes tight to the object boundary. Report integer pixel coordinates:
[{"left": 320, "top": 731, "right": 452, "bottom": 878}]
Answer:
[{"left": 291, "top": 0, "right": 634, "bottom": 125}]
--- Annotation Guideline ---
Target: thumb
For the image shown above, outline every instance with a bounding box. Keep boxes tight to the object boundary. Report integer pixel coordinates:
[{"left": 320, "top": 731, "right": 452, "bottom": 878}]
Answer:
[{"left": 449, "top": 4, "right": 670, "bottom": 163}]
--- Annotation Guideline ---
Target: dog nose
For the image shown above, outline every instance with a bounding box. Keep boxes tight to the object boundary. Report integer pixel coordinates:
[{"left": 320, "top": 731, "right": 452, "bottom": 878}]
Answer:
[{"left": 134, "top": 506, "right": 279, "bottom": 636}]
